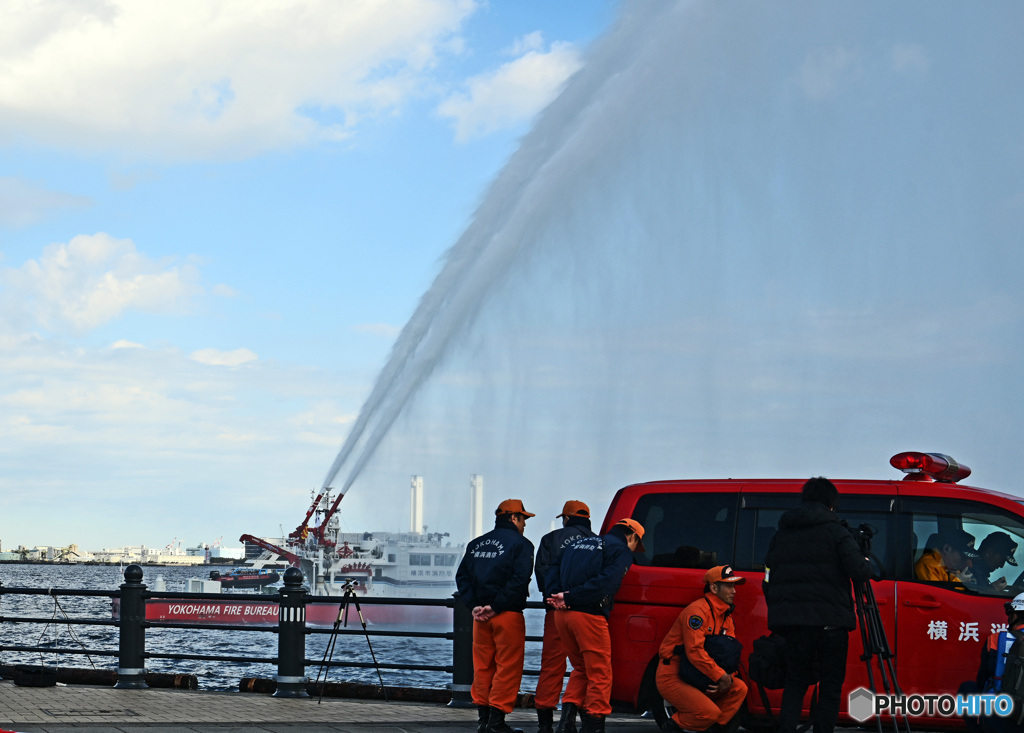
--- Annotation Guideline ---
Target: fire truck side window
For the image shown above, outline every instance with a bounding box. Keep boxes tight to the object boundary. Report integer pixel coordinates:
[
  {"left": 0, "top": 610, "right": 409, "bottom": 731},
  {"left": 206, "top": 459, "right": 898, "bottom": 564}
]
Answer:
[
  {"left": 630, "top": 493, "right": 738, "bottom": 568},
  {"left": 900, "top": 497, "right": 1024, "bottom": 597},
  {"left": 735, "top": 494, "right": 893, "bottom": 575}
]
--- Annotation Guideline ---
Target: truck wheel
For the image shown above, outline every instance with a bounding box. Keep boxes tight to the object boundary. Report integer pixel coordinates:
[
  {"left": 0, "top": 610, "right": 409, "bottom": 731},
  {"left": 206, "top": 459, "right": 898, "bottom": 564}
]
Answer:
[{"left": 639, "top": 658, "right": 675, "bottom": 730}]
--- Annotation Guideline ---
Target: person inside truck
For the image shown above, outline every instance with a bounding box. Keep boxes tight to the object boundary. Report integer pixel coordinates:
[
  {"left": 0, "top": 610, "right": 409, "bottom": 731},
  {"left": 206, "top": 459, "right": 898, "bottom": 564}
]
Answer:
[
  {"left": 967, "top": 531, "right": 1020, "bottom": 593},
  {"left": 655, "top": 565, "right": 747, "bottom": 733},
  {"left": 914, "top": 529, "right": 979, "bottom": 584}
]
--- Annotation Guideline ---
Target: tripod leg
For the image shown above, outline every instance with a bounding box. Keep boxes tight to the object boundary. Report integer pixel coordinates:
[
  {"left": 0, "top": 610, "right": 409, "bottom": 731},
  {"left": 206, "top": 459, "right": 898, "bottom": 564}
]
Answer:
[
  {"left": 316, "top": 597, "right": 349, "bottom": 704},
  {"left": 348, "top": 591, "right": 389, "bottom": 702}
]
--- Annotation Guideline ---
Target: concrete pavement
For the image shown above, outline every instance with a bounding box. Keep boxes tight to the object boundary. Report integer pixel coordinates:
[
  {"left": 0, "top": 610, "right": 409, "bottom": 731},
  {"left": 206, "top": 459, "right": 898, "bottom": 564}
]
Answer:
[{"left": 0, "top": 681, "right": 655, "bottom": 733}]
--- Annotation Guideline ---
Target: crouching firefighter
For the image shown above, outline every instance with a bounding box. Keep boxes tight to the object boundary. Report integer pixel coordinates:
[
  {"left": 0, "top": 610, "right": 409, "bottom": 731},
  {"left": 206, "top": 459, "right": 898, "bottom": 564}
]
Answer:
[{"left": 656, "top": 565, "right": 747, "bottom": 733}]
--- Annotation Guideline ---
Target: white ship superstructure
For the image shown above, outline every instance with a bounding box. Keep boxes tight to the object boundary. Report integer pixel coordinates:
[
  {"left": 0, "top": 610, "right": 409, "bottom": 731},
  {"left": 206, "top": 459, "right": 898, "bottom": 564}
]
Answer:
[{"left": 242, "top": 478, "right": 466, "bottom": 603}]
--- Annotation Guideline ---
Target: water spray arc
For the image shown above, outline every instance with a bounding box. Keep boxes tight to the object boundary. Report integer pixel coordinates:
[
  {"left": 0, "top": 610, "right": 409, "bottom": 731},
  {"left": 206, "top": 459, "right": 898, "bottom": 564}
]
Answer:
[{"left": 320, "top": 0, "right": 1024, "bottom": 514}]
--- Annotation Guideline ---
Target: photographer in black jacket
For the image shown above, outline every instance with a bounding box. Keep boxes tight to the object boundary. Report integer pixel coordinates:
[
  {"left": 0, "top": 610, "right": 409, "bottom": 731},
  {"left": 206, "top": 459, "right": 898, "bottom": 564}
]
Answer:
[{"left": 764, "top": 477, "right": 873, "bottom": 733}]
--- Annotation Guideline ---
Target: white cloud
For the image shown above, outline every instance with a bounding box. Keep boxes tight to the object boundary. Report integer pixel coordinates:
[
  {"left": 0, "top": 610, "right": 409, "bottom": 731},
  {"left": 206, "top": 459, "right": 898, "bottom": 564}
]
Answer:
[
  {"left": 212, "top": 283, "right": 238, "bottom": 298},
  {"left": 507, "top": 31, "right": 545, "bottom": 56},
  {"left": 0, "top": 0, "right": 477, "bottom": 160},
  {"left": 0, "top": 233, "right": 202, "bottom": 333},
  {"left": 0, "top": 334, "right": 367, "bottom": 547},
  {"left": 190, "top": 347, "right": 258, "bottom": 366},
  {"left": 111, "top": 339, "right": 145, "bottom": 349},
  {"left": 289, "top": 400, "right": 357, "bottom": 446},
  {"left": 354, "top": 322, "right": 401, "bottom": 338},
  {"left": 800, "top": 46, "right": 857, "bottom": 100},
  {"left": 437, "top": 35, "right": 582, "bottom": 141},
  {"left": 890, "top": 42, "right": 930, "bottom": 77},
  {"left": 0, "top": 177, "right": 91, "bottom": 228}
]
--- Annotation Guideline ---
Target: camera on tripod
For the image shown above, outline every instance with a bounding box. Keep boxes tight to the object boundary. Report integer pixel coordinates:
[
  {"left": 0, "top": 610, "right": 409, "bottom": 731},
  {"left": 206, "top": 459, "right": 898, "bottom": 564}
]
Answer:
[{"left": 843, "top": 520, "right": 877, "bottom": 554}]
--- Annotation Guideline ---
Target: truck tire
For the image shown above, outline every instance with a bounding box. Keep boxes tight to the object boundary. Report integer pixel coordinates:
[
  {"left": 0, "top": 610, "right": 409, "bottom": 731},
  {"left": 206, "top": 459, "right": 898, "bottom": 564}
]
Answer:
[{"left": 639, "top": 657, "right": 675, "bottom": 730}]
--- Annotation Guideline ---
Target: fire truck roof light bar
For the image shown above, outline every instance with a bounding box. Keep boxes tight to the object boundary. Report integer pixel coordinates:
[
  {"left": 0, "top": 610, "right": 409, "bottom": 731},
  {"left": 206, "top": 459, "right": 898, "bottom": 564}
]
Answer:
[{"left": 890, "top": 451, "right": 972, "bottom": 483}]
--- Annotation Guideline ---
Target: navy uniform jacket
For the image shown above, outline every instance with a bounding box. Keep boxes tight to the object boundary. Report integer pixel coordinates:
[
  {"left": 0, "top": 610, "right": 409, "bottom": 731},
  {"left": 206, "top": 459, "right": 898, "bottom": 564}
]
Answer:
[
  {"left": 550, "top": 530, "right": 634, "bottom": 618},
  {"left": 535, "top": 517, "right": 594, "bottom": 599},
  {"left": 456, "top": 518, "right": 535, "bottom": 614}
]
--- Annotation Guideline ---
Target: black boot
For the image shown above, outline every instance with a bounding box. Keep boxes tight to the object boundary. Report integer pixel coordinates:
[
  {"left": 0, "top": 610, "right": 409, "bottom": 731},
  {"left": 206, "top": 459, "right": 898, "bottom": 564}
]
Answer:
[
  {"left": 555, "top": 703, "right": 578, "bottom": 733},
  {"left": 719, "top": 712, "right": 742, "bottom": 733},
  {"left": 478, "top": 706, "right": 491, "bottom": 733},
  {"left": 579, "top": 710, "right": 605, "bottom": 733},
  {"left": 486, "top": 706, "right": 524, "bottom": 733},
  {"left": 537, "top": 708, "right": 555, "bottom": 733}
]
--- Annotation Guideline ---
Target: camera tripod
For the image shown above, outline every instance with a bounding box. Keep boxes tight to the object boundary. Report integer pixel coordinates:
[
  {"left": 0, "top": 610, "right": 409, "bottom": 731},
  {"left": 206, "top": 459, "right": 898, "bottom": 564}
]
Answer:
[
  {"left": 314, "top": 580, "right": 388, "bottom": 704},
  {"left": 851, "top": 532, "right": 911, "bottom": 733}
]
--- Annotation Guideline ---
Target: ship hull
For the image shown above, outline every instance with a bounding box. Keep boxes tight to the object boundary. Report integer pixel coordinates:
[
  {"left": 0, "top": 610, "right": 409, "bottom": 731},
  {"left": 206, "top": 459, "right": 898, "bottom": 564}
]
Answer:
[{"left": 144, "top": 598, "right": 453, "bottom": 627}]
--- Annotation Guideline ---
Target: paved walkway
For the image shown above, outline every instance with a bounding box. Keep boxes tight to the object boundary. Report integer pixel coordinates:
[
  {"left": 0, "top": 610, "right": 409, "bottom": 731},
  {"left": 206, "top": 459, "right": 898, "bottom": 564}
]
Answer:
[{"left": 0, "top": 682, "right": 656, "bottom": 733}]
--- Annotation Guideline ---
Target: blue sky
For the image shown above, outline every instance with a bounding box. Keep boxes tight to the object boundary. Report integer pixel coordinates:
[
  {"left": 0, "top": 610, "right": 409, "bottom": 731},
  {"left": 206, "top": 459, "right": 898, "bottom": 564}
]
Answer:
[
  {"left": 0, "top": 0, "right": 617, "bottom": 550},
  {"left": 2, "top": 1, "right": 1022, "bottom": 555}
]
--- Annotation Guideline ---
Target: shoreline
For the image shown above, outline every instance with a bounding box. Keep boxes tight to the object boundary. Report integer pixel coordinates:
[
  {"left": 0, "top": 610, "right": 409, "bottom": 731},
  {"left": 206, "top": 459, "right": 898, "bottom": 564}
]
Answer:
[{"left": 0, "top": 559, "right": 242, "bottom": 567}]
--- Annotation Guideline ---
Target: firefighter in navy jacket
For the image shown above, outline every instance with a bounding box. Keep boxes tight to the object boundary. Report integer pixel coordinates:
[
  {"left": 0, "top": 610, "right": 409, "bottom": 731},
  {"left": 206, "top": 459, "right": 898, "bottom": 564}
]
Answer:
[
  {"left": 533, "top": 500, "right": 596, "bottom": 733},
  {"left": 456, "top": 499, "right": 536, "bottom": 733},
  {"left": 546, "top": 518, "right": 645, "bottom": 733}
]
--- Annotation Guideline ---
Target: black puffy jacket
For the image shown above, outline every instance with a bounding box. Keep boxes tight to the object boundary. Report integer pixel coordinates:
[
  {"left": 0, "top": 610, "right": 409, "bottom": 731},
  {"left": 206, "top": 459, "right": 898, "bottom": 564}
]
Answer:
[
  {"left": 456, "top": 518, "right": 534, "bottom": 614},
  {"left": 764, "top": 502, "right": 873, "bottom": 631}
]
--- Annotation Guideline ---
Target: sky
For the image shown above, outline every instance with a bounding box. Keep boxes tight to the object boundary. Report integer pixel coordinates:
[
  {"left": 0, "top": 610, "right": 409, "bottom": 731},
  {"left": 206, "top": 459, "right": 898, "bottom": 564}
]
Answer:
[
  {"left": 2, "top": 1, "right": 1022, "bottom": 556},
  {"left": 0, "top": 0, "right": 617, "bottom": 551}
]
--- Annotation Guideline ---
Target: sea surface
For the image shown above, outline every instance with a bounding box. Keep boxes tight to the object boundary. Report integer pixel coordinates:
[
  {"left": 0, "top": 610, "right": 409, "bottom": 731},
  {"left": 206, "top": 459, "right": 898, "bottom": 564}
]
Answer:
[{"left": 0, "top": 563, "right": 546, "bottom": 693}]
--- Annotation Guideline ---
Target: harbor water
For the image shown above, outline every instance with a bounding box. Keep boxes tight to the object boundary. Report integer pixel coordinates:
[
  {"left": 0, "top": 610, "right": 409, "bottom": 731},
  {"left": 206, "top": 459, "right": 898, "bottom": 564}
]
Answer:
[{"left": 0, "top": 564, "right": 546, "bottom": 693}]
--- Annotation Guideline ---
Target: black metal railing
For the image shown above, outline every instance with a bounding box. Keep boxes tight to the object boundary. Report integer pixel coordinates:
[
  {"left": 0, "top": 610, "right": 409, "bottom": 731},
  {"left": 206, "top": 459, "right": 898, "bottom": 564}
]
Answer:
[{"left": 0, "top": 563, "right": 546, "bottom": 703}]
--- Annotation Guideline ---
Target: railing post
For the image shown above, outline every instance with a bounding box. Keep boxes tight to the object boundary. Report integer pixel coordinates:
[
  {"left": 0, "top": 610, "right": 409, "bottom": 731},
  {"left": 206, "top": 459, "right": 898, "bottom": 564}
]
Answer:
[
  {"left": 448, "top": 592, "right": 474, "bottom": 708},
  {"left": 115, "top": 564, "right": 148, "bottom": 689},
  {"left": 274, "top": 566, "right": 309, "bottom": 698}
]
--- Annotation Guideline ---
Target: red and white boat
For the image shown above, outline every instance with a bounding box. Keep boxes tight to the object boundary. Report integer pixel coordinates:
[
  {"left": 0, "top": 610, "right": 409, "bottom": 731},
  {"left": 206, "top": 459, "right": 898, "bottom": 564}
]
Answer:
[{"left": 143, "top": 484, "right": 463, "bottom": 627}]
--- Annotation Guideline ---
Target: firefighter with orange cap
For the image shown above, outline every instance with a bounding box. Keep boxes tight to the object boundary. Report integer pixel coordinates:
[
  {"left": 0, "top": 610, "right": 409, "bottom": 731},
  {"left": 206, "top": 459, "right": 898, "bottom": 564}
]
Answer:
[
  {"left": 656, "top": 565, "right": 748, "bottom": 733},
  {"left": 534, "top": 500, "right": 596, "bottom": 733},
  {"left": 456, "top": 499, "right": 536, "bottom": 733},
  {"left": 546, "top": 517, "right": 646, "bottom": 733}
]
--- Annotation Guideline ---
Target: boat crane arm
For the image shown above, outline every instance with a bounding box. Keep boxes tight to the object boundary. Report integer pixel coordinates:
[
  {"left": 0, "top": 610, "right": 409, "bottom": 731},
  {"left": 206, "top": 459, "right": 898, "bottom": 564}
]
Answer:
[
  {"left": 238, "top": 534, "right": 302, "bottom": 565},
  {"left": 313, "top": 489, "right": 347, "bottom": 546},
  {"left": 289, "top": 491, "right": 327, "bottom": 541}
]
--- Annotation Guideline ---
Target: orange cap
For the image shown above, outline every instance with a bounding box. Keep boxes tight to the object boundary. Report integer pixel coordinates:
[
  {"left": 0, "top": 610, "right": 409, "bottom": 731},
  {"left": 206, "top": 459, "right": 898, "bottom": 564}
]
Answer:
[
  {"left": 557, "top": 500, "right": 590, "bottom": 519},
  {"left": 704, "top": 565, "right": 746, "bottom": 585},
  {"left": 496, "top": 499, "right": 536, "bottom": 517},
  {"left": 615, "top": 518, "right": 646, "bottom": 552}
]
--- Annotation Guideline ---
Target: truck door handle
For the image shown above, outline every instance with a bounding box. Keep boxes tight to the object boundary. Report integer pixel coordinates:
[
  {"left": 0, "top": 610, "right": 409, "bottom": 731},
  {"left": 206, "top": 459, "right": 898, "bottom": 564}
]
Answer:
[{"left": 903, "top": 599, "right": 941, "bottom": 608}]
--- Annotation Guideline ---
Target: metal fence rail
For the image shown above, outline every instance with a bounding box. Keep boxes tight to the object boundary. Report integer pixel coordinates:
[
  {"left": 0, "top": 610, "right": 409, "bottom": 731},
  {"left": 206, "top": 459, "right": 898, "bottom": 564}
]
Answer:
[{"left": 0, "top": 563, "right": 546, "bottom": 703}]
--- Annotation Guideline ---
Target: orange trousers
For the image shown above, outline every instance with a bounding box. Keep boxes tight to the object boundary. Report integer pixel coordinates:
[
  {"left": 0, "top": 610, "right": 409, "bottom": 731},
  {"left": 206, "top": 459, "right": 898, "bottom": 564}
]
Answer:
[
  {"left": 534, "top": 611, "right": 568, "bottom": 710},
  {"left": 472, "top": 610, "right": 526, "bottom": 713},
  {"left": 554, "top": 610, "right": 613, "bottom": 716},
  {"left": 656, "top": 657, "right": 748, "bottom": 731}
]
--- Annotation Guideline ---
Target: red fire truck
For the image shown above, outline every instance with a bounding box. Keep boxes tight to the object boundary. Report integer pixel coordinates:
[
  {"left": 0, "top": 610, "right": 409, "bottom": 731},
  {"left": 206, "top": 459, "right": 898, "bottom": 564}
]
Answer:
[{"left": 601, "top": 452, "right": 1022, "bottom": 729}]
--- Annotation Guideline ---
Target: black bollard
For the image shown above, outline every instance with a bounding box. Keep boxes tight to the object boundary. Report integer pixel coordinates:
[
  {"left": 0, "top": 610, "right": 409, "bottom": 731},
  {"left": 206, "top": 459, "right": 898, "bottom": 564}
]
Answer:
[
  {"left": 448, "top": 592, "right": 474, "bottom": 708},
  {"left": 115, "top": 564, "right": 148, "bottom": 689},
  {"left": 274, "top": 566, "right": 309, "bottom": 698}
]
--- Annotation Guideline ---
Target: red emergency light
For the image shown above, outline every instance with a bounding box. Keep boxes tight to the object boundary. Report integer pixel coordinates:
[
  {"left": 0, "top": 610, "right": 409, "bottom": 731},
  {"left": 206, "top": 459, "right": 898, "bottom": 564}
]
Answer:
[{"left": 890, "top": 451, "right": 972, "bottom": 483}]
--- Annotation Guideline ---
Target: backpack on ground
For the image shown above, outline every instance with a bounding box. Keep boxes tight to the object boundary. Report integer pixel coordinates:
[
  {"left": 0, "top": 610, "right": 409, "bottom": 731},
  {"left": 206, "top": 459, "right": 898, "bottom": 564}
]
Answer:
[{"left": 748, "top": 633, "right": 787, "bottom": 690}]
